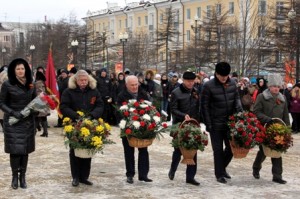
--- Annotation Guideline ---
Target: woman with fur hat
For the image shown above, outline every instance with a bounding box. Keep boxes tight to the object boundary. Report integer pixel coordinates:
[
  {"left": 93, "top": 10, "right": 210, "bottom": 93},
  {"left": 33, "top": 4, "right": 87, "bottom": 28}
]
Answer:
[
  {"left": 60, "top": 70, "right": 104, "bottom": 187},
  {"left": 0, "top": 58, "right": 36, "bottom": 189}
]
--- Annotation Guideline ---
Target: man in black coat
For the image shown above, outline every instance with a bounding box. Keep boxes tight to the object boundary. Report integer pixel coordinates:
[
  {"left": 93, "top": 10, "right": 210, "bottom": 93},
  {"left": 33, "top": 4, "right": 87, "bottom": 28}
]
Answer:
[
  {"left": 201, "top": 62, "right": 243, "bottom": 184},
  {"left": 117, "top": 75, "right": 151, "bottom": 184},
  {"left": 168, "top": 71, "right": 201, "bottom": 186},
  {"left": 60, "top": 70, "right": 104, "bottom": 187}
]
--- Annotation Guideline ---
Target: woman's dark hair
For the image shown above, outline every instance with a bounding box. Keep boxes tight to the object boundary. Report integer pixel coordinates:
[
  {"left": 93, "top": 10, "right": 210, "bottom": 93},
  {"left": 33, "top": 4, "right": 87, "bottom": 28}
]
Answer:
[{"left": 7, "top": 58, "right": 33, "bottom": 88}]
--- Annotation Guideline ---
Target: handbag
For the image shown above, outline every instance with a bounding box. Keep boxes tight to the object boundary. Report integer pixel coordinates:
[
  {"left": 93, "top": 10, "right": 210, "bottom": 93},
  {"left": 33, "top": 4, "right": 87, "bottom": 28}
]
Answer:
[{"left": 241, "top": 93, "right": 254, "bottom": 107}]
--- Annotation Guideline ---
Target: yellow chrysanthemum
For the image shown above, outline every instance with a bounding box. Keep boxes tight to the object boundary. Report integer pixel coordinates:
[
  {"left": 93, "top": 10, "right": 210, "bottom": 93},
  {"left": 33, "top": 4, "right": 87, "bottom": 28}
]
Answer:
[
  {"left": 83, "top": 119, "right": 93, "bottom": 126},
  {"left": 77, "top": 111, "right": 84, "bottom": 117},
  {"left": 63, "top": 117, "right": 71, "bottom": 124},
  {"left": 96, "top": 125, "right": 104, "bottom": 134},
  {"left": 80, "top": 127, "right": 90, "bottom": 137},
  {"left": 92, "top": 136, "right": 103, "bottom": 148},
  {"left": 64, "top": 125, "right": 74, "bottom": 133},
  {"left": 98, "top": 118, "right": 104, "bottom": 124},
  {"left": 104, "top": 123, "right": 111, "bottom": 131}
]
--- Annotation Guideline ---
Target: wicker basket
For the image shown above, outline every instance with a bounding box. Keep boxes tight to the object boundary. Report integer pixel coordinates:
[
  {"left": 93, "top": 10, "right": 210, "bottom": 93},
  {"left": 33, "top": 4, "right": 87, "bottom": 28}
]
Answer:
[
  {"left": 74, "top": 149, "right": 95, "bottom": 158},
  {"left": 127, "top": 137, "right": 154, "bottom": 148},
  {"left": 229, "top": 140, "right": 250, "bottom": 159},
  {"left": 262, "top": 145, "right": 281, "bottom": 158},
  {"left": 179, "top": 147, "right": 197, "bottom": 165}
]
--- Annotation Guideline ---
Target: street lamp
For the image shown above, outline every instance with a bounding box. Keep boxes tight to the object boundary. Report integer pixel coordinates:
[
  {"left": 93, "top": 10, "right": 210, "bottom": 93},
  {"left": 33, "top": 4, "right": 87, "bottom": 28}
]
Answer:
[
  {"left": 29, "top": 45, "right": 35, "bottom": 72},
  {"left": 287, "top": 3, "right": 299, "bottom": 82},
  {"left": 191, "top": 15, "right": 202, "bottom": 72},
  {"left": 2, "top": 47, "right": 6, "bottom": 65},
  {"left": 71, "top": 40, "right": 79, "bottom": 65},
  {"left": 119, "top": 32, "right": 128, "bottom": 72}
]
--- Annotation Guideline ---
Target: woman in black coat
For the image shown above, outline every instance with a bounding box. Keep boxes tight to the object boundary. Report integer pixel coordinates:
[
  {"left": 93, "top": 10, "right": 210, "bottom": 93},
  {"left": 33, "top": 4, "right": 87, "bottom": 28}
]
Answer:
[{"left": 0, "top": 58, "right": 36, "bottom": 189}]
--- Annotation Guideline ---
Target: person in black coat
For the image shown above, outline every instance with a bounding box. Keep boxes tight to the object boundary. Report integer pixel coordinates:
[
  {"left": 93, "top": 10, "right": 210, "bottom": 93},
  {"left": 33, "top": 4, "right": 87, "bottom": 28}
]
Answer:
[
  {"left": 201, "top": 62, "right": 243, "bottom": 184},
  {"left": 117, "top": 75, "right": 151, "bottom": 184},
  {"left": 168, "top": 71, "right": 201, "bottom": 186},
  {"left": 60, "top": 70, "right": 104, "bottom": 187},
  {"left": 0, "top": 58, "right": 36, "bottom": 189}
]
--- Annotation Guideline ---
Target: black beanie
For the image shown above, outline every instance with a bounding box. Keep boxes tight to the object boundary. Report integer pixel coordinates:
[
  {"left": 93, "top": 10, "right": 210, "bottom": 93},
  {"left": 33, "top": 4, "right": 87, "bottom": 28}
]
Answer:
[
  {"left": 215, "top": 62, "right": 231, "bottom": 76},
  {"left": 182, "top": 71, "right": 196, "bottom": 80}
]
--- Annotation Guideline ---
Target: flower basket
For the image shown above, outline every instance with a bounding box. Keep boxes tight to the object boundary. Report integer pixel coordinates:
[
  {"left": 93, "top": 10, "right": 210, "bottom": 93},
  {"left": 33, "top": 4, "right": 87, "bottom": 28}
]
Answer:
[
  {"left": 262, "top": 145, "right": 281, "bottom": 158},
  {"left": 127, "top": 137, "right": 154, "bottom": 148},
  {"left": 179, "top": 147, "right": 197, "bottom": 165},
  {"left": 74, "top": 148, "right": 96, "bottom": 158},
  {"left": 171, "top": 119, "right": 208, "bottom": 165},
  {"left": 229, "top": 139, "right": 250, "bottom": 159},
  {"left": 263, "top": 118, "right": 293, "bottom": 157}
]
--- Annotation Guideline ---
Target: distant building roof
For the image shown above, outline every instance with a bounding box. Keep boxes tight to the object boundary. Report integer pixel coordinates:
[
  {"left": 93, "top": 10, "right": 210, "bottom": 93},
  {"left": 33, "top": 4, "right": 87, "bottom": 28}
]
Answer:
[{"left": 0, "top": 23, "right": 11, "bottom": 32}]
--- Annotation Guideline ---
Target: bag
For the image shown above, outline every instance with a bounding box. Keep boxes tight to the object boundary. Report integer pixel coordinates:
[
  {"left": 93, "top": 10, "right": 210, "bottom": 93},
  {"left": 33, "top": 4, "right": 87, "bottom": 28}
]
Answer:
[{"left": 241, "top": 94, "right": 254, "bottom": 107}]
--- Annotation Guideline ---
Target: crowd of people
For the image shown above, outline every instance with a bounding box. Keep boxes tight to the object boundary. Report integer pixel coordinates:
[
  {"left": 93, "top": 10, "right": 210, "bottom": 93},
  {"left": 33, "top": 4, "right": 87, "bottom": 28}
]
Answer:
[{"left": 0, "top": 57, "right": 295, "bottom": 190}]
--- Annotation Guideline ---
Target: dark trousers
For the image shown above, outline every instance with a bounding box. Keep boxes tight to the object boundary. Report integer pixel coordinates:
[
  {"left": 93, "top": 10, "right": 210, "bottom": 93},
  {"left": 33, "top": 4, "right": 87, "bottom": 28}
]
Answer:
[
  {"left": 291, "top": 112, "right": 300, "bottom": 132},
  {"left": 170, "top": 147, "right": 197, "bottom": 180},
  {"left": 253, "top": 145, "right": 283, "bottom": 179},
  {"left": 69, "top": 149, "right": 91, "bottom": 181},
  {"left": 121, "top": 137, "right": 149, "bottom": 178},
  {"left": 210, "top": 131, "right": 233, "bottom": 178}
]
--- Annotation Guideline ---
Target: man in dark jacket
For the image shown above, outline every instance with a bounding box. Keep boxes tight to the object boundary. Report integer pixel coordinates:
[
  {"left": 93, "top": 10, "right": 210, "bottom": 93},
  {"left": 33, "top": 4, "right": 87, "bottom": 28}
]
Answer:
[
  {"left": 60, "top": 70, "right": 104, "bottom": 187},
  {"left": 117, "top": 75, "right": 151, "bottom": 184},
  {"left": 201, "top": 62, "right": 243, "bottom": 184},
  {"left": 168, "top": 71, "right": 201, "bottom": 186}
]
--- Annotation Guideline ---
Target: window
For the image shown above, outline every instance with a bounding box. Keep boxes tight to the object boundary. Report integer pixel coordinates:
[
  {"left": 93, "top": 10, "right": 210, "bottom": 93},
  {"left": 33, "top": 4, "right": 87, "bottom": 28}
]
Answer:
[
  {"left": 258, "top": 25, "right": 265, "bottom": 38},
  {"left": 99, "top": 24, "right": 101, "bottom": 31},
  {"left": 160, "top": 13, "right": 163, "bottom": 24},
  {"left": 229, "top": 2, "right": 234, "bottom": 15},
  {"left": 4, "top": 35, "right": 10, "bottom": 42},
  {"left": 159, "top": 52, "right": 163, "bottom": 62},
  {"left": 216, "top": 4, "right": 222, "bottom": 16},
  {"left": 205, "top": 30, "right": 211, "bottom": 41},
  {"left": 276, "top": 25, "right": 283, "bottom": 37},
  {"left": 125, "top": 19, "right": 128, "bottom": 28},
  {"left": 187, "top": 30, "right": 190, "bottom": 41},
  {"left": 119, "top": 20, "right": 122, "bottom": 29},
  {"left": 259, "top": 54, "right": 265, "bottom": 63},
  {"left": 197, "top": 7, "right": 201, "bottom": 18},
  {"left": 145, "top": 16, "right": 148, "bottom": 25},
  {"left": 207, "top": 6, "right": 212, "bottom": 18},
  {"left": 258, "top": 0, "right": 266, "bottom": 15},
  {"left": 187, "top": 8, "right": 191, "bottom": 20},
  {"left": 276, "top": 51, "right": 283, "bottom": 63},
  {"left": 276, "top": 2, "right": 284, "bottom": 17},
  {"left": 138, "top": 17, "right": 141, "bottom": 26}
]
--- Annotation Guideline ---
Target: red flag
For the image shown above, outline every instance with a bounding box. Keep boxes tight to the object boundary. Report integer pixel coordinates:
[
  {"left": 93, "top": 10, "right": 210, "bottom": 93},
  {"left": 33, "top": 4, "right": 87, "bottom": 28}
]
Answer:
[{"left": 45, "top": 47, "right": 62, "bottom": 118}]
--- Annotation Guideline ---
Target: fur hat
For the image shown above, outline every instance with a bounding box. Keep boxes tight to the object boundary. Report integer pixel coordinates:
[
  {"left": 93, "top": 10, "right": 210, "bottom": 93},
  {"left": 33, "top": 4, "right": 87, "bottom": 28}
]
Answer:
[
  {"left": 182, "top": 71, "right": 196, "bottom": 80},
  {"left": 215, "top": 62, "right": 231, "bottom": 76},
  {"left": 69, "top": 67, "right": 77, "bottom": 74},
  {"left": 8, "top": 58, "right": 33, "bottom": 87},
  {"left": 35, "top": 71, "right": 46, "bottom": 81},
  {"left": 267, "top": 74, "right": 283, "bottom": 87},
  {"left": 60, "top": 69, "right": 68, "bottom": 75}
]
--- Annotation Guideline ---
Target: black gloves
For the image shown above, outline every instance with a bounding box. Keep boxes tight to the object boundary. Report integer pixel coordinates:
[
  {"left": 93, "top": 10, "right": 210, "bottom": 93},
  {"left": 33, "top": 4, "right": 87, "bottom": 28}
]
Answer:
[
  {"left": 267, "top": 119, "right": 275, "bottom": 125},
  {"left": 11, "top": 111, "right": 24, "bottom": 119}
]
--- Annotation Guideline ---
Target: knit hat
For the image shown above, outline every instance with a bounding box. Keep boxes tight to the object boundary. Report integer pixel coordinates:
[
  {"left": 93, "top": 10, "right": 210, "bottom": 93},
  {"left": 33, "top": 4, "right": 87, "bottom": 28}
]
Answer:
[
  {"left": 267, "top": 74, "right": 283, "bottom": 87},
  {"left": 182, "top": 71, "right": 196, "bottom": 80},
  {"left": 215, "top": 62, "right": 231, "bottom": 76}
]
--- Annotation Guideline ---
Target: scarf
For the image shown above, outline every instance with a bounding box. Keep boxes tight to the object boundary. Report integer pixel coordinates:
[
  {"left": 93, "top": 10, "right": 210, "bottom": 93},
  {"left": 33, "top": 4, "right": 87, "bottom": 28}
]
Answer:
[{"left": 16, "top": 76, "right": 27, "bottom": 85}]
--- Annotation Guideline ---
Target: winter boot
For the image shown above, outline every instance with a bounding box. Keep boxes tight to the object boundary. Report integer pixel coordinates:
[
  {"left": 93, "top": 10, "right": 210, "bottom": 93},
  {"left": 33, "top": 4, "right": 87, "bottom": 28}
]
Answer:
[
  {"left": 10, "top": 155, "right": 20, "bottom": 189},
  {"left": 40, "top": 121, "right": 48, "bottom": 137},
  {"left": 19, "top": 155, "right": 28, "bottom": 189}
]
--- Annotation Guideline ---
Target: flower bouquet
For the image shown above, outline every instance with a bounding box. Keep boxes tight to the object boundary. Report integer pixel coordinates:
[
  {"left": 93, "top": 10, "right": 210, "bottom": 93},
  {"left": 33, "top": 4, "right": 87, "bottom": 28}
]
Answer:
[
  {"left": 9, "top": 92, "right": 57, "bottom": 125},
  {"left": 262, "top": 118, "right": 293, "bottom": 158},
  {"left": 63, "top": 111, "right": 114, "bottom": 158},
  {"left": 228, "top": 111, "right": 265, "bottom": 158},
  {"left": 119, "top": 99, "right": 168, "bottom": 148},
  {"left": 171, "top": 119, "right": 208, "bottom": 165}
]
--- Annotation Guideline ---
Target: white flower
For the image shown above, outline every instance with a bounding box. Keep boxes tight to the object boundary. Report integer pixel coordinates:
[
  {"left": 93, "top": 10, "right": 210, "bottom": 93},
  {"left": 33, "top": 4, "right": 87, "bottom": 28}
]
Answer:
[
  {"left": 140, "top": 104, "right": 149, "bottom": 108},
  {"left": 142, "top": 114, "right": 151, "bottom": 121},
  {"left": 143, "top": 100, "right": 152, "bottom": 106},
  {"left": 129, "top": 108, "right": 136, "bottom": 112},
  {"left": 120, "top": 105, "right": 128, "bottom": 110},
  {"left": 153, "top": 116, "right": 161, "bottom": 123},
  {"left": 119, "top": 120, "right": 127, "bottom": 129},
  {"left": 133, "top": 121, "right": 141, "bottom": 129},
  {"left": 129, "top": 99, "right": 137, "bottom": 104}
]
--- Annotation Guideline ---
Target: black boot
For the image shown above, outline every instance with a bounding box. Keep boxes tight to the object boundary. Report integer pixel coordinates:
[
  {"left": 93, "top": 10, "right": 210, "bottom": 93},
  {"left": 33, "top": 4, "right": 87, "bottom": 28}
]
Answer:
[
  {"left": 10, "top": 155, "right": 20, "bottom": 189},
  {"left": 19, "top": 155, "right": 28, "bottom": 189},
  {"left": 40, "top": 121, "right": 48, "bottom": 137}
]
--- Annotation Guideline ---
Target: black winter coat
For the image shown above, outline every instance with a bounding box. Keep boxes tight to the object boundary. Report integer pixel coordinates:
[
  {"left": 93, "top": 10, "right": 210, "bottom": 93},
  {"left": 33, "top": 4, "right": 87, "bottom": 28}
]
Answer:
[
  {"left": 201, "top": 77, "right": 243, "bottom": 133},
  {"left": 60, "top": 87, "right": 104, "bottom": 121},
  {"left": 0, "top": 81, "right": 36, "bottom": 154},
  {"left": 96, "top": 76, "right": 112, "bottom": 99},
  {"left": 170, "top": 84, "right": 200, "bottom": 124}
]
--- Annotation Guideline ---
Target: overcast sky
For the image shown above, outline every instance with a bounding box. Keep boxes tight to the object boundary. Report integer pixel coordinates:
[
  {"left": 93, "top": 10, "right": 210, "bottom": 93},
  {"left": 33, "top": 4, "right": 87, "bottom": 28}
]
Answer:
[{"left": 0, "top": 0, "right": 136, "bottom": 23}]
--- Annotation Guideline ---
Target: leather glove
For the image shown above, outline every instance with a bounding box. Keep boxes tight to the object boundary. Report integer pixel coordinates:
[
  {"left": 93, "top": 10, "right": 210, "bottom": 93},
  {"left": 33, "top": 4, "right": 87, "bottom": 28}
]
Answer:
[
  {"left": 11, "top": 111, "right": 24, "bottom": 119},
  {"left": 267, "top": 119, "right": 275, "bottom": 125}
]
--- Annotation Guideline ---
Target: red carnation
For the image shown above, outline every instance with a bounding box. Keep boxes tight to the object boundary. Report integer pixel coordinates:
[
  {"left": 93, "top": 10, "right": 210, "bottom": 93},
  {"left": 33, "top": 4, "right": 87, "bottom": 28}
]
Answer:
[
  {"left": 156, "top": 112, "right": 161, "bottom": 117},
  {"left": 134, "top": 102, "right": 139, "bottom": 107},
  {"left": 122, "top": 102, "right": 128, "bottom": 105},
  {"left": 242, "top": 131, "right": 247, "bottom": 137},
  {"left": 132, "top": 115, "right": 139, "bottom": 121},
  {"left": 124, "top": 111, "right": 129, "bottom": 117},
  {"left": 125, "top": 128, "right": 132, "bottom": 135},
  {"left": 140, "top": 121, "right": 146, "bottom": 127},
  {"left": 139, "top": 110, "right": 145, "bottom": 115},
  {"left": 133, "top": 109, "right": 138, "bottom": 114},
  {"left": 162, "top": 123, "right": 168, "bottom": 128}
]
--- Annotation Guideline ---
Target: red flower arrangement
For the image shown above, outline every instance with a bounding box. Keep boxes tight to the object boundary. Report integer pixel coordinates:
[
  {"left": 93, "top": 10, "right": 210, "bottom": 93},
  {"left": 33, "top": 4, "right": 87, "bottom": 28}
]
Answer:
[
  {"left": 118, "top": 99, "right": 168, "bottom": 139},
  {"left": 41, "top": 94, "right": 57, "bottom": 109},
  {"left": 228, "top": 111, "right": 265, "bottom": 149}
]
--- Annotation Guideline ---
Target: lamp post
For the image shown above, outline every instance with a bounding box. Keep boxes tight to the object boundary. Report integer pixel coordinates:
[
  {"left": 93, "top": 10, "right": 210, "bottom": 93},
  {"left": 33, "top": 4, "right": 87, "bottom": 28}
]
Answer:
[
  {"left": 29, "top": 45, "right": 35, "bottom": 72},
  {"left": 71, "top": 40, "right": 79, "bottom": 66},
  {"left": 191, "top": 15, "right": 202, "bottom": 72},
  {"left": 2, "top": 47, "right": 6, "bottom": 65},
  {"left": 287, "top": 4, "right": 299, "bottom": 82},
  {"left": 119, "top": 32, "right": 128, "bottom": 72}
]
